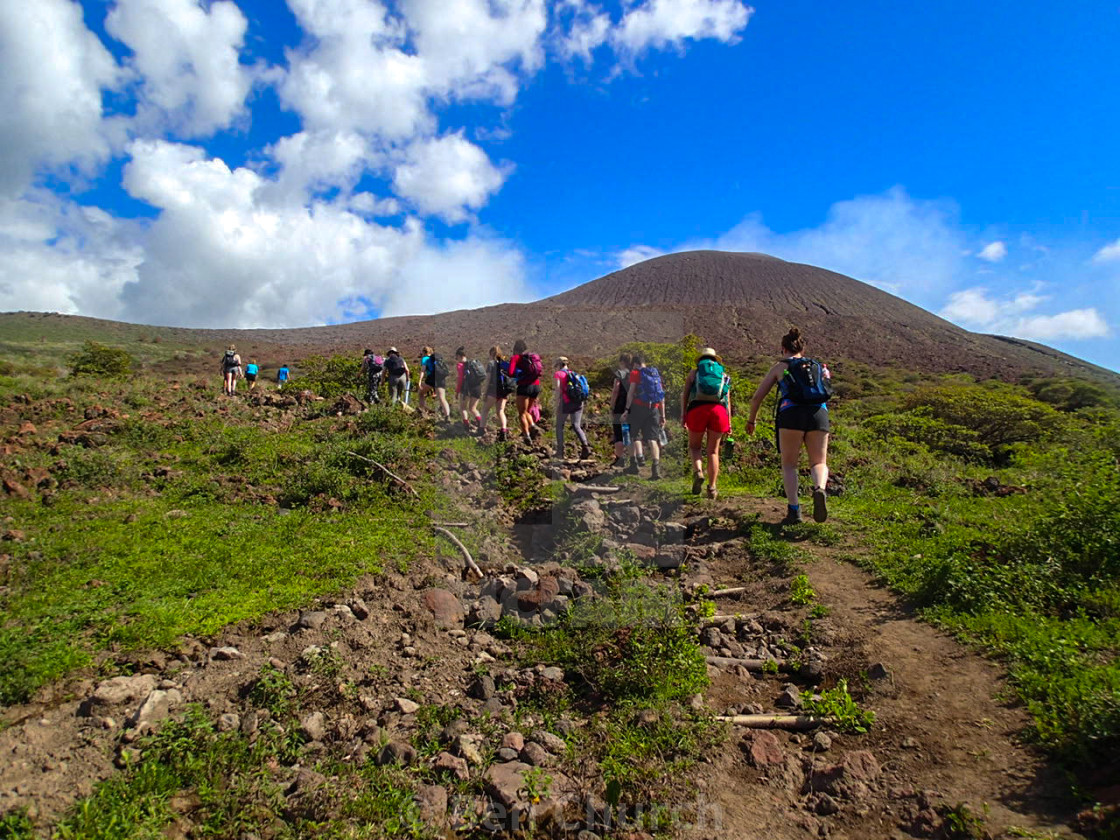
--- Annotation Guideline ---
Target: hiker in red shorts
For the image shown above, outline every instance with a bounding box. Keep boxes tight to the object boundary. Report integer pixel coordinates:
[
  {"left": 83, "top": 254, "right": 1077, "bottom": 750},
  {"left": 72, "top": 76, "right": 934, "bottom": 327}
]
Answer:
[{"left": 681, "top": 347, "right": 732, "bottom": 500}]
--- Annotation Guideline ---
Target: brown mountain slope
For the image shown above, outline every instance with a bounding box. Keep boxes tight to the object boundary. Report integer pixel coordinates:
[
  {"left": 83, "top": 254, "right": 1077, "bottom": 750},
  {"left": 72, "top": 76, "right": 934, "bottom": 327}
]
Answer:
[{"left": 2, "top": 251, "right": 1115, "bottom": 384}]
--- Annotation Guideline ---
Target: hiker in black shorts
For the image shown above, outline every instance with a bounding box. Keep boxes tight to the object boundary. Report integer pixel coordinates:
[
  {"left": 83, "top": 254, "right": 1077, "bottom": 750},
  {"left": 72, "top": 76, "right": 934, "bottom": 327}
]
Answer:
[
  {"left": 455, "top": 346, "right": 484, "bottom": 433},
  {"left": 609, "top": 352, "right": 632, "bottom": 468},
  {"left": 384, "top": 347, "right": 409, "bottom": 404},
  {"left": 220, "top": 345, "right": 242, "bottom": 396},
  {"left": 480, "top": 345, "right": 513, "bottom": 440},
  {"left": 509, "top": 339, "right": 542, "bottom": 445},
  {"left": 747, "top": 327, "right": 832, "bottom": 525},
  {"left": 418, "top": 345, "right": 451, "bottom": 420}
]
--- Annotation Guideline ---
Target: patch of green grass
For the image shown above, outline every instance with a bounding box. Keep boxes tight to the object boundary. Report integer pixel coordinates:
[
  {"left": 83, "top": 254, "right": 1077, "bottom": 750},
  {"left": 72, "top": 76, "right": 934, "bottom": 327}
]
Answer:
[
  {"left": 589, "top": 702, "right": 723, "bottom": 808},
  {"left": 55, "top": 706, "right": 290, "bottom": 839},
  {"left": 802, "top": 679, "right": 875, "bottom": 734},
  {"left": 789, "top": 574, "right": 816, "bottom": 606},
  {"left": 0, "top": 499, "right": 419, "bottom": 705},
  {"left": 0, "top": 808, "right": 35, "bottom": 840}
]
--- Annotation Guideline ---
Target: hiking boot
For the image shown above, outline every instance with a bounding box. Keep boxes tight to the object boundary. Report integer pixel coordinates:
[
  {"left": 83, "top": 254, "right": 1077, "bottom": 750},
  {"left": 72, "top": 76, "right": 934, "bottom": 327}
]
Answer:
[
  {"left": 523, "top": 434, "right": 533, "bottom": 446},
  {"left": 650, "top": 462, "right": 661, "bottom": 480},
  {"left": 497, "top": 428, "right": 507, "bottom": 442},
  {"left": 529, "top": 425, "right": 541, "bottom": 440},
  {"left": 623, "top": 461, "right": 640, "bottom": 475},
  {"left": 636, "top": 456, "right": 646, "bottom": 468},
  {"left": 706, "top": 485, "right": 718, "bottom": 500},
  {"left": 692, "top": 473, "right": 704, "bottom": 495},
  {"left": 812, "top": 487, "right": 828, "bottom": 523},
  {"left": 580, "top": 444, "right": 592, "bottom": 461},
  {"left": 781, "top": 506, "right": 803, "bottom": 526},
  {"left": 611, "top": 457, "right": 626, "bottom": 469}
]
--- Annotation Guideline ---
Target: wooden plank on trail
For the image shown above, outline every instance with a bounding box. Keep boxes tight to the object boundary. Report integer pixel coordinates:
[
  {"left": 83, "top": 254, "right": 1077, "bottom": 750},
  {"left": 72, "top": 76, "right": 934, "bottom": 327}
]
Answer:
[{"left": 715, "top": 714, "right": 832, "bottom": 730}]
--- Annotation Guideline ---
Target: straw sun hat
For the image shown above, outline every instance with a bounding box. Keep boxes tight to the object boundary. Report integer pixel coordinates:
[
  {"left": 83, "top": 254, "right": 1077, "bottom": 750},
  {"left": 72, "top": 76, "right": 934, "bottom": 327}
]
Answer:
[{"left": 697, "top": 347, "right": 721, "bottom": 362}]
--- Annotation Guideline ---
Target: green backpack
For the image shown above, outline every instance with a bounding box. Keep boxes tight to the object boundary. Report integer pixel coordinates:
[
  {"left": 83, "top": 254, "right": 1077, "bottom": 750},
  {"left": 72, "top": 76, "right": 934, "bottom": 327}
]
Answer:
[{"left": 693, "top": 359, "right": 729, "bottom": 403}]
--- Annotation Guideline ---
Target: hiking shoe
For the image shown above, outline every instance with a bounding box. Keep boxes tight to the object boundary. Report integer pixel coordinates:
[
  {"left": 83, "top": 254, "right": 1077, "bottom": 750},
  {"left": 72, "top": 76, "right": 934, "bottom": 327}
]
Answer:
[
  {"left": 611, "top": 457, "right": 626, "bottom": 469},
  {"left": 706, "top": 485, "right": 718, "bottom": 500},
  {"left": 781, "top": 507, "right": 803, "bottom": 526},
  {"left": 580, "top": 445, "right": 592, "bottom": 461},
  {"left": 812, "top": 487, "right": 828, "bottom": 523},
  {"left": 497, "top": 429, "right": 507, "bottom": 442},
  {"left": 692, "top": 473, "right": 704, "bottom": 495},
  {"left": 636, "top": 456, "right": 646, "bottom": 468},
  {"left": 529, "top": 425, "right": 541, "bottom": 440},
  {"left": 523, "top": 435, "right": 533, "bottom": 446},
  {"left": 650, "top": 462, "right": 661, "bottom": 480},
  {"left": 623, "top": 462, "right": 640, "bottom": 475}
]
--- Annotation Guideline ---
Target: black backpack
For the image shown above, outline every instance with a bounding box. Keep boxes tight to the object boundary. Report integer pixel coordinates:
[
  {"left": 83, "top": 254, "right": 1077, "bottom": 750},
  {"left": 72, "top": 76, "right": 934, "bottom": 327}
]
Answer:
[
  {"left": 464, "top": 359, "right": 486, "bottom": 388},
  {"left": 781, "top": 358, "right": 833, "bottom": 405},
  {"left": 429, "top": 354, "right": 449, "bottom": 379},
  {"left": 496, "top": 360, "right": 515, "bottom": 396},
  {"left": 385, "top": 354, "right": 406, "bottom": 376}
]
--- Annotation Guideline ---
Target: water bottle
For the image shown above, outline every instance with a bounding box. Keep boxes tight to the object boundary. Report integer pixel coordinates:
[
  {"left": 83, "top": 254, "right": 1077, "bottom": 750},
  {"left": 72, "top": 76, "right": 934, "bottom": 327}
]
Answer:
[
  {"left": 658, "top": 427, "right": 669, "bottom": 447},
  {"left": 723, "top": 435, "right": 736, "bottom": 459},
  {"left": 621, "top": 423, "right": 631, "bottom": 447}
]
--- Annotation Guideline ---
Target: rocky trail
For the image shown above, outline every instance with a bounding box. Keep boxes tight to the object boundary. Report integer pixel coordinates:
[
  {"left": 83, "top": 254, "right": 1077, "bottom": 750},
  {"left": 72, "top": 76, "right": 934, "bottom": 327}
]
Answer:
[{"left": 0, "top": 431, "right": 1085, "bottom": 838}]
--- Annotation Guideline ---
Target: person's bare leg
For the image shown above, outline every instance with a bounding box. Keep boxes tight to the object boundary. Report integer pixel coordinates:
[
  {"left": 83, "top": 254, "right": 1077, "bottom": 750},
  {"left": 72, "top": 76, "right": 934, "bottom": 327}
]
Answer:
[
  {"left": 779, "top": 428, "right": 805, "bottom": 506},
  {"left": 706, "top": 432, "right": 724, "bottom": 491},
  {"left": 806, "top": 431, "right": 830, "bottom": 522}
]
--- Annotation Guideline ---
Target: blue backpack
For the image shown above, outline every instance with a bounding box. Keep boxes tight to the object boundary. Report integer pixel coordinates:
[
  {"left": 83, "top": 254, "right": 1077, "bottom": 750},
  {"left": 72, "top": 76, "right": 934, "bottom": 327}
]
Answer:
[
  {"left": 564, "top": 371, "right": 590, "bottom": 405},
  {"left": 635, "top": 366, "right": 664, "bottom": 404},
  {"left": 782, "top": 358, "right": 832, "bottom": 405}
]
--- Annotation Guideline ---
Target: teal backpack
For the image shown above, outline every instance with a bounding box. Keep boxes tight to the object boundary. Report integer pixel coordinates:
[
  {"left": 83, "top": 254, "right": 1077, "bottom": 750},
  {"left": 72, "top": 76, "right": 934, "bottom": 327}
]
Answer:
[{"left": 693, "top": 359, "right": 729, "bottom": 403}]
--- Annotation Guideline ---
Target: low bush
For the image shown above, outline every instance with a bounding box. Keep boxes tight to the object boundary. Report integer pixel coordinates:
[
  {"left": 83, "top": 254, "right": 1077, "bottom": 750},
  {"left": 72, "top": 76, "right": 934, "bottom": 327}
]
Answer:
[{"left": 67, "top": 341, "right": 133, "bottom": 379}]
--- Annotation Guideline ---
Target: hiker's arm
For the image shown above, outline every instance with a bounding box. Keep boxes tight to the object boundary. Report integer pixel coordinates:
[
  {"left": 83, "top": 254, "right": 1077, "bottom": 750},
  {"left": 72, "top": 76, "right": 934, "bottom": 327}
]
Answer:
[
  {"left": 623, "top": 375, "right": 635, "bottom": 414},
  {"left": 746, "top": 365, "right": 781, "bottom": 431}
]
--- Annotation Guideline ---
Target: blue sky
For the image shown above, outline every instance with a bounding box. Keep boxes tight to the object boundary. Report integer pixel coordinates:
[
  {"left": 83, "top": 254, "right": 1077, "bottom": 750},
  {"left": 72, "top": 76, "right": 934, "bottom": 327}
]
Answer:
[{"left": 1, "top": 0, "right": 1118, "bottom": 371}]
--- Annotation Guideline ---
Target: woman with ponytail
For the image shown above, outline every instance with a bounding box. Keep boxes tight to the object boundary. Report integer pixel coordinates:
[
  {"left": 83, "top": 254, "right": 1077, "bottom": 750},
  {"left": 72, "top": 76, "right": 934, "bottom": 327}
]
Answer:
[{"left": 746, "top": 327, "right": 832, "bottom": 525}]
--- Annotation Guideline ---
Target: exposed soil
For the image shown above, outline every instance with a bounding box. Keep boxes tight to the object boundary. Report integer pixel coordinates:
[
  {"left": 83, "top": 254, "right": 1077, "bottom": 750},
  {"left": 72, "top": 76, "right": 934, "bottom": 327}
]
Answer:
[{"left": 0, "top": 436, "right": 1089, "bottom": 838}]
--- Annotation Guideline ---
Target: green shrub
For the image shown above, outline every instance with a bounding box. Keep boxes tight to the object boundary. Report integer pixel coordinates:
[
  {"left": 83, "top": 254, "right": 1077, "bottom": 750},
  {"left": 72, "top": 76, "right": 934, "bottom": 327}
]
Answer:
[
  {"left": 865, "top": 409, "right": 991, "bottom": 462},
  {"left": 289, "top": 353, "right": 360, "bottom": 398},
  {"left": 67, "top": 341, "right": 133, "bottom": 379},
  {"left": 903, "top": 385, "right": 1062, "bottom": 450},
  {"left": 546, "top": 580, "right": 708, "bottom": 703}
]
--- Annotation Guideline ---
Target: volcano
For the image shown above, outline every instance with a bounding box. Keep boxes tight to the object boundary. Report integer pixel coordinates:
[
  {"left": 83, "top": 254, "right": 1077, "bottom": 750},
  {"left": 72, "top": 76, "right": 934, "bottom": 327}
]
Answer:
[{"left": 4, "top": 251, "right": 1113, "bottom": 383}]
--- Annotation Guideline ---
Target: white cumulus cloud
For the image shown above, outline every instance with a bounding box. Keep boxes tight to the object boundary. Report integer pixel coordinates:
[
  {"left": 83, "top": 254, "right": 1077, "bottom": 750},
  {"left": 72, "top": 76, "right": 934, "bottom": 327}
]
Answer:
[
  {"left": 0, "top": 0, "right": 122, "bottom": 197},
  {"left": 111, "top": 140, "right": 529, "bottom": 327},
  {"left": 106, "top": 0, "right": 255, "bottom": 137},
  {"left": 976, "top": 240, "right": 1007, "bottom": 262},
  {"left": 712, "top": 187, "right": 966, "bottom": 304},
  {"left": 613, "top": 0, "right": 753, "bottom": 54},
  {"left": 1092, "top": 239, "right": 1120, "bottom": 264},
  {"left": 392, "top": 133, "right": 511, "bottom": 223},
  {"left": 939, "top": 287, "right": 1109, "bottom": 341}
]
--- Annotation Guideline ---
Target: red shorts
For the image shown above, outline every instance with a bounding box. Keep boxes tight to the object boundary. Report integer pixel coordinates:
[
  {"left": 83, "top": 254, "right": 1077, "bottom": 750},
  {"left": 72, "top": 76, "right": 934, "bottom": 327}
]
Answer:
[{"left": 685, "top": 403, "right": 730, "bottom": 434}]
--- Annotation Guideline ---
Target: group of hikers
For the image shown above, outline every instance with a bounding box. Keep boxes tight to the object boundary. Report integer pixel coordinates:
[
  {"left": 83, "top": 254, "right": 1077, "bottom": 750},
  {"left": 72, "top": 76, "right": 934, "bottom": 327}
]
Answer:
[
  {"left": 219, "top": 347, "right": 288, "bottom": 396},
  {"left": 220, "top": 328, "right": 832, "bottom": 525}
]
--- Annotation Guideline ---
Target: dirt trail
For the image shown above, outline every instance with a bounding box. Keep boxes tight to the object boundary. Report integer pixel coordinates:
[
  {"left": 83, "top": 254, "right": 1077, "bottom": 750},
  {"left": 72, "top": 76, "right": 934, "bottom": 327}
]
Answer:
[{"left": 689, "top": 493, "right": 1079, "bottom": 840}]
